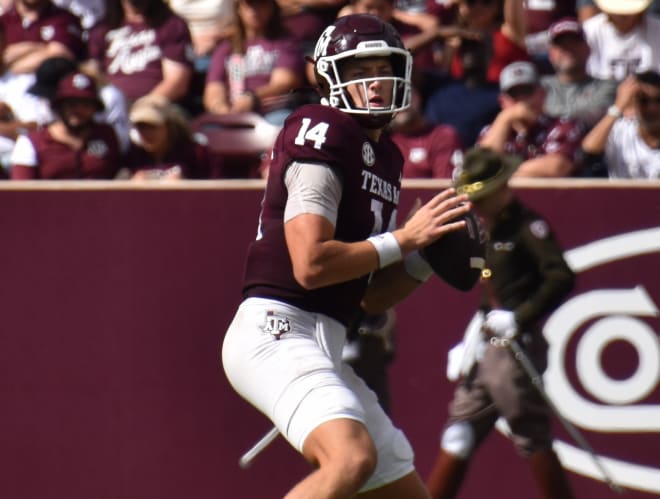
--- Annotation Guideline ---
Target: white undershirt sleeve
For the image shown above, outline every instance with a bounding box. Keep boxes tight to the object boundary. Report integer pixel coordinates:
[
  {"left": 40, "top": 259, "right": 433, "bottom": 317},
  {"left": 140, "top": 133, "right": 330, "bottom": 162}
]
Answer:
[
  {"left": 9, "top": 135, "right": 38, "bottom": 167},
  {"left": 284, "top": 161, "right": 343, "bottom": 226}
]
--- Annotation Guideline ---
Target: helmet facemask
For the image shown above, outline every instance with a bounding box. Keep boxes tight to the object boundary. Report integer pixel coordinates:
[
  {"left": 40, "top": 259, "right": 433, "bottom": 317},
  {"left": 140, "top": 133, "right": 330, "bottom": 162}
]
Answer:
[{"left": 313, "top": 19, "right": 413, "bottom": 128}]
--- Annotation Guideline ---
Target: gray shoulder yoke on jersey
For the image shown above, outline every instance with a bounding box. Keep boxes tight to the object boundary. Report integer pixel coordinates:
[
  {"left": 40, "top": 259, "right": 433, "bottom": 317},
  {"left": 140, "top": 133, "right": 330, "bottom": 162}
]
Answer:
[{"left": 284, "top": 161, "right": 343, "bottom": 226}]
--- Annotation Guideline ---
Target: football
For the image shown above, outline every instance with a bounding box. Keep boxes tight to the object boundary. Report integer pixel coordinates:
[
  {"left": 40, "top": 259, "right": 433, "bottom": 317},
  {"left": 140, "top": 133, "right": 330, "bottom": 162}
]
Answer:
[{"left": 420, "top": 211, "right": 486, "bottom": 291}]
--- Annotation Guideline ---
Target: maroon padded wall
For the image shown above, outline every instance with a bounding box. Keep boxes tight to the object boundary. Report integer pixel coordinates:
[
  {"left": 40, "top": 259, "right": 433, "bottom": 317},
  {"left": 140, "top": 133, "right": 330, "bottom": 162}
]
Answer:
[{"left": 0, "top": 181, "right": 658, "bottom": 498}]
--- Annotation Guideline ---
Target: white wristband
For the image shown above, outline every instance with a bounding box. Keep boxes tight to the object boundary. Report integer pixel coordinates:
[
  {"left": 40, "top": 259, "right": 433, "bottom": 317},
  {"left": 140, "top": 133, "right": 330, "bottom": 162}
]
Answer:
[
  {"left": 403, "top": 250, "right": 433, "bottom": 282},
  {"left": 367, "top": 232, "right": 402, "bottom": 268}
]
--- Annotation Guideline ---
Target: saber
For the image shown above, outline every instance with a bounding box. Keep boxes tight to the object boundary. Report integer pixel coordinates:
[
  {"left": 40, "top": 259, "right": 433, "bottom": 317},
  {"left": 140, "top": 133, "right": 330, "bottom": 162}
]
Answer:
[
  {"left": 238, "top": 426, "right": 279, "bottom": 469},
  {"left": 494, "top": 337, "right": 624, "bottom": 494}
]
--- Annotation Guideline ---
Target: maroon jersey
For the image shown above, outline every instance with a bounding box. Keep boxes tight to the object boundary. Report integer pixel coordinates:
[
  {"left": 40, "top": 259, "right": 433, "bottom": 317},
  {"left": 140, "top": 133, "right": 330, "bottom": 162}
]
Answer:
[
  {"left": 87, "top": 14, "right": 194, "bottom": 101},
  {"left": 243, "top": 104, "right": 404, "bottom": 326},
  {"left": 0, "top": 3, "right": 85, "bottom": 60},
  {"left": 479, "top": 114, "right": 586, "bottom": 169},
  {"left": 206, "top": 37, "right": 304, "bottom": 112},
  {"left": 390, "top": 124, "right": 463, "bottom": 179},
  {"left": 12, "top": 124, "right": 121, "bottom": 179},
  {"left": 123, "top": 138, "right": 211, "bottom": 179}
]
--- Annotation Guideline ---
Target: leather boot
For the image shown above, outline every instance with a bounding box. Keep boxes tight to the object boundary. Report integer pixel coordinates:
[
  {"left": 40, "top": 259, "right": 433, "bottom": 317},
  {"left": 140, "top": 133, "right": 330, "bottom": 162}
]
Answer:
[
  {"left": 425, "top": 450, "right": 469, "bottom": 499},
  {"left": 528, "top": 449, "right": 575, "bottom": 499}
]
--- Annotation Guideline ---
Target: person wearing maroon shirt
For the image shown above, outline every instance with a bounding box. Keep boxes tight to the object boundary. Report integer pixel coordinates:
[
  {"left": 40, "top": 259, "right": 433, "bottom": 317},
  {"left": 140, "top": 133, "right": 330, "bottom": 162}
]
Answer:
[
  {"left": 388, "top": 91, "right": 463, "bottom": 178},
  {"left": 222, "top": 14, "right": 473, "bottom": 499},
  {"left": 524, "top": 0, "right": 577, "bottom": 68},
  {"left": 0, "top": 0, "right": 85, "bottom": 75},
  {"left": 203, "top": 0, "right": 305, "bottom": 126},
  {"left": 479, "top": 60, "right": 587, "bottom": 176},
  {"left": 10, "top": 71, "right": 121, "bottom": 179},
  {"left": 441, "top": 0, "right": 529, "bottom": 85},
  {"left": 123, "top": 94, "right": 213, "bottom": 179},
  {"left": 85, "top": 0, "right": 195, "bottom": 104}
]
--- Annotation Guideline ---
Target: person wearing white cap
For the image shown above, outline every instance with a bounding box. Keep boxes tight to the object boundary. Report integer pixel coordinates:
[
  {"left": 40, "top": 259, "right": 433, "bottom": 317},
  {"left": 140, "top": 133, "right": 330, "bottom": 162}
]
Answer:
[
  {"left": 582, "top": 0, "right": 660, "bottom": 80},
  {"left": 478, "top": 60, "right": 587, "bottom": 177}
]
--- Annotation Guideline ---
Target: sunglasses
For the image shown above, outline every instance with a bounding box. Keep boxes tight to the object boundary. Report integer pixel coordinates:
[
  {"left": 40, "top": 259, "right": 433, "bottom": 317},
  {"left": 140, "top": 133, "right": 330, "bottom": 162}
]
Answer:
[
  {"left": 506, "top": 84, "right": 537, "bottom": 99},
  {"left": 636, "top": 93, "right": 660, "bottom": 106}
]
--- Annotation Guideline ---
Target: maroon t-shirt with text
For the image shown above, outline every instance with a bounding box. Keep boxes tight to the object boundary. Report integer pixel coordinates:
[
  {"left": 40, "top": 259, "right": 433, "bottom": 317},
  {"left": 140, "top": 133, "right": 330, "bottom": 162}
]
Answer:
[{"left": 87, "top": 14, "right": 194, "bottom": 101}]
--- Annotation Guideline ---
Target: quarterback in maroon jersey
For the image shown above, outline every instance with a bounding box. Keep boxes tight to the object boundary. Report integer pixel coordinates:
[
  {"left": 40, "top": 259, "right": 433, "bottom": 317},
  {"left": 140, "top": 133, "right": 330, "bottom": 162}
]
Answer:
[{"left": 222, "top": 14, "right": 472, "bottom": 499}]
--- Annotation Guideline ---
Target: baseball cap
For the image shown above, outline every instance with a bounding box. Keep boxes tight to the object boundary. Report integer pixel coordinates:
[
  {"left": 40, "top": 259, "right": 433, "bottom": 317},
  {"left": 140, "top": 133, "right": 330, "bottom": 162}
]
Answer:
[
  {"left": 51, "top": 72, "right": 104, "bottom": 111},
  {"left": 499, "top": 61, "right": 539, "bottom": 93},
  {"left": 28, "top": 56, "right": 78, "bottom": 99},
  {"left": 594, "top": 0, "right": 652, "bottom": 14},
  {"left": 548, "top": 18, "right": 585, "bottom": 43},
  {"left": 453, "top": 147, "right": 521, "bottom": 201}
]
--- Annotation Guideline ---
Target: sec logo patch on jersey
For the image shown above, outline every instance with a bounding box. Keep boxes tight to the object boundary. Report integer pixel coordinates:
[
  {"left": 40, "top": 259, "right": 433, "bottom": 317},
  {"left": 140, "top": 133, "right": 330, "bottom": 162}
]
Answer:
[{"left": 362, "top": 142, "right": 375, "bottom": 167}]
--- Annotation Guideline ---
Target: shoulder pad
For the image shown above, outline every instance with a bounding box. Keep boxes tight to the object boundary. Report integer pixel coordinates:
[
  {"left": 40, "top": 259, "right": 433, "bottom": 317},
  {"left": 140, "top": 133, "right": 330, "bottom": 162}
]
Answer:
[{"left": 279, "top": 104, "right": 367, "bottom": 167}]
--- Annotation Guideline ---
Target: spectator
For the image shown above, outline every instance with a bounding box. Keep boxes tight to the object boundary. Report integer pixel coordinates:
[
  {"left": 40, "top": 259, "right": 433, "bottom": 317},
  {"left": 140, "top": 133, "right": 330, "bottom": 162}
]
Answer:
[
  {"left": 425, "top": 38, "right": 501, "bottom": 147},
  {"left": 338, "top": 0, "right": 441, "bottom": 85},
  {"left": 577, "top": 0, "right": 660, "bottom": 22},
  {"left": 203, "top": 0, "right": 305, "bottom": 126},
  {"left": 479, "top": 60, "right": 587, "bottom": 176},
  {"left": 523, "top": 0, "right": 577, "bottom": 71},
  {"left": 10, "top": 72, "right": 121, "bottom": 179},
  {"left": 0, "top": 0, "right": 84, "bottom": 143},
  {"left": 277, "top": 0, "right": 345, "bottom": 85},
  {"left": 26, "top": 56, "right": 132, "bottom": 152},
  {"left": 85, "top": 0, "right": 195, "bottom": 104},
  {"left": 439, "top": 0, "right": 528, "bottom": 85},
  {"left": 541, "top": 17, "right": 616, "bottom": 128},
  {"left": 389, "top": 90, "right": 463, "bottom": 178},
  {"left": 123, "top": 94, "right": 213, "bottom": 179},
  {"left": 582, "top": 0, "right": 660, "bottom": 81},
  {"left": 169, "top": 0, "right": 236, "bottom": 65},
  {"left": 581, "top": 71, "right": 660, "bottom": 178},
  {"left": 426, "top": 146, "right": 576, "bottom": 499},
  {"left": 0, "top": 0, "right": 85, "bottom": 75}
]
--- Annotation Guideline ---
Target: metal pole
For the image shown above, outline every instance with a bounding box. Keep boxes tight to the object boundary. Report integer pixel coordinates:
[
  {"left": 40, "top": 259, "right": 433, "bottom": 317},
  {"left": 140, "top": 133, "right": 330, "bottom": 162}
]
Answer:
[
  {"left": 498, "top": 337, "right": 624, "bottom": 494},
  {"left": 238, "top": 426, "right": 280, "bottom": 469}
]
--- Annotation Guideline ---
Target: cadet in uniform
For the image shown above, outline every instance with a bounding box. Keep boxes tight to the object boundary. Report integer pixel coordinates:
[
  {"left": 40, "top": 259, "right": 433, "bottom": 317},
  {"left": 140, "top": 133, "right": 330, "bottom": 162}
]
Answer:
[{"left": 426, "top": 147, "right": 576, "bottom": 499}]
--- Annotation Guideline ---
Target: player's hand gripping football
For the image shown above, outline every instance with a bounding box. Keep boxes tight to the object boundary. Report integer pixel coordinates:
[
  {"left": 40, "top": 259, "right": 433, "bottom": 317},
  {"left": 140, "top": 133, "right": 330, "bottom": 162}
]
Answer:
[{"left": 392, "top": 188, "right": 470, "bottom": 254}]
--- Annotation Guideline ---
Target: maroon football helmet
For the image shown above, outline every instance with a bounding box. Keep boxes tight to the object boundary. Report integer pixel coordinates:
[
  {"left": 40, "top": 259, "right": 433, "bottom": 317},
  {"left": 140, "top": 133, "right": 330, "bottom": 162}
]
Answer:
[{"left": 312, "top": 14, "right": 413, "bottom": 128}]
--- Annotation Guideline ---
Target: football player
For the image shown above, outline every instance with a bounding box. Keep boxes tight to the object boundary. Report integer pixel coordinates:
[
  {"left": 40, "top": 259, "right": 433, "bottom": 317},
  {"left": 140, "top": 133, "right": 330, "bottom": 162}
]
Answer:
[{"left": 222, "top": 14, "right": 471, "bottom": 499}]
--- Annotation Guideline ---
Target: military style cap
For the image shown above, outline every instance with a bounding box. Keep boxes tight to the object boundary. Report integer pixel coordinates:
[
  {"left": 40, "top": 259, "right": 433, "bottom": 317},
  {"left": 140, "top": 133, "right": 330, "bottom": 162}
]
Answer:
[{"left": 453, "top": 147, "right": 521, "bottom": 201}]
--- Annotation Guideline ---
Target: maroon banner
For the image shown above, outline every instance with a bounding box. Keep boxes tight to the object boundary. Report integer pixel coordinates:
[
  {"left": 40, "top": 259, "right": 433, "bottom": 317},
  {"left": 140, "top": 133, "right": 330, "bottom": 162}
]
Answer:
[{"left": 0, "top": 181, "right": 657, "bottom": 498}]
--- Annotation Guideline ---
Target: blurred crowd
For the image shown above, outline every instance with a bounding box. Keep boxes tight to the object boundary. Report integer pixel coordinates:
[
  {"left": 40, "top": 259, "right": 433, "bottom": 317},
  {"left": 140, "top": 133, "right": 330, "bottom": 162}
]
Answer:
[{"left": 0, "top": 0, "right": 658, "bottom": 180}]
